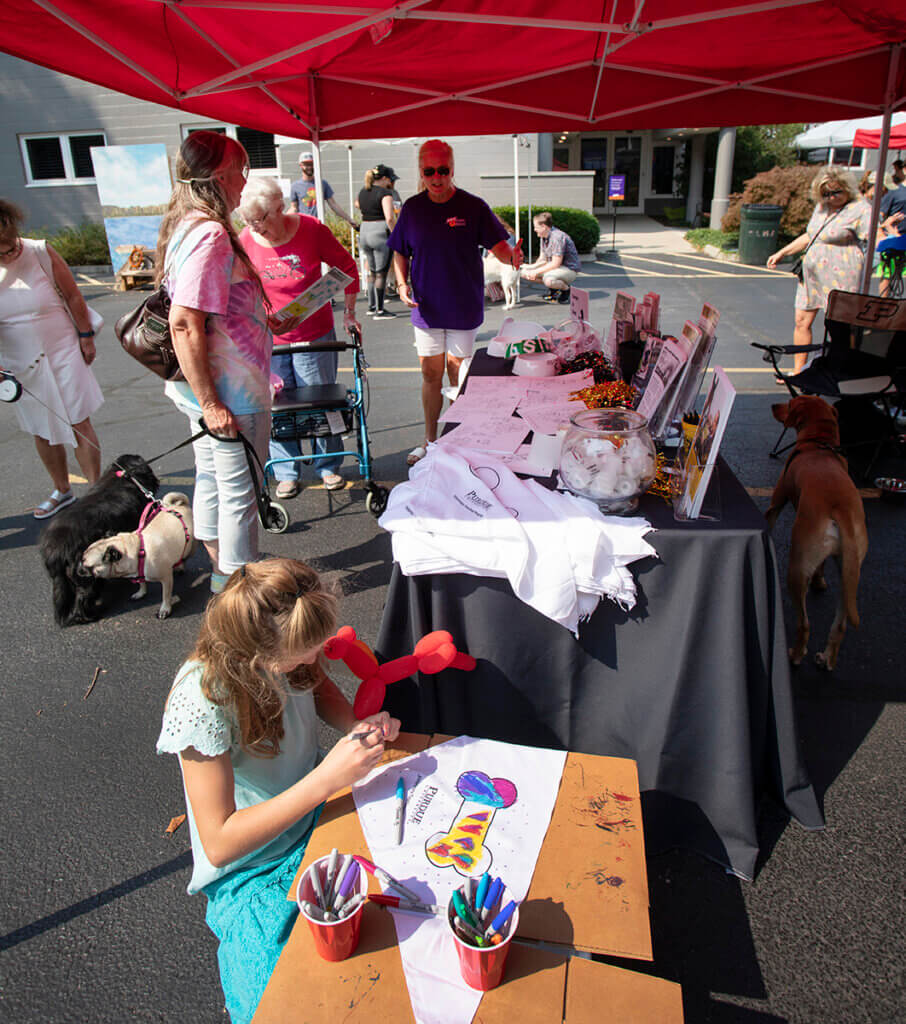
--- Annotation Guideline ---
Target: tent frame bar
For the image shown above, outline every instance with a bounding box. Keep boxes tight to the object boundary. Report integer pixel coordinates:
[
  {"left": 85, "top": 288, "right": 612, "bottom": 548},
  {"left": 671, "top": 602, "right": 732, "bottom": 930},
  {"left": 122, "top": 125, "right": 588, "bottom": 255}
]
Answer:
[{"left": 157, "top": 0, "right": 818, "bottom": 37}]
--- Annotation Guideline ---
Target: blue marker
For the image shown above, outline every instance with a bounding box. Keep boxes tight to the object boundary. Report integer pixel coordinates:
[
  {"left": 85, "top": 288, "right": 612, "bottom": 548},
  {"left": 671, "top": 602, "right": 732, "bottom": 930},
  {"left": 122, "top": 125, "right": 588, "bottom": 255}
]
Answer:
[
  {"left": 485, "top": 899, "right": 518, "bottom": 942},
  {"left": 475, "top": 871, "right": 490, "bottom": 914},
  {"left": 394, "top": 776, "right": 406, "bottom": 845},
  {"left": 482, "top": 876, "right": 503, "bottom": 924}
]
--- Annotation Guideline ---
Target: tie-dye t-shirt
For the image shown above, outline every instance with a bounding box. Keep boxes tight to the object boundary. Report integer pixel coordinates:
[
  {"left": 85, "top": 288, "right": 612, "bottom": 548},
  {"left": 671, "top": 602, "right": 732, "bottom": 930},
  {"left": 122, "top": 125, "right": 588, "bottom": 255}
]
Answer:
[{"left": 164, "top": 217, "right": 272, "bottom": 415}]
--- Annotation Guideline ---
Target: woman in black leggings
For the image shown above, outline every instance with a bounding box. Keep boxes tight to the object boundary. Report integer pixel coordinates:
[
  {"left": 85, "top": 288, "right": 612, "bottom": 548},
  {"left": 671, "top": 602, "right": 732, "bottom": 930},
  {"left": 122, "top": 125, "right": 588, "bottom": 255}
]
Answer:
[{"left": 357, "top": 163, "right": 397, "bottom": 319}]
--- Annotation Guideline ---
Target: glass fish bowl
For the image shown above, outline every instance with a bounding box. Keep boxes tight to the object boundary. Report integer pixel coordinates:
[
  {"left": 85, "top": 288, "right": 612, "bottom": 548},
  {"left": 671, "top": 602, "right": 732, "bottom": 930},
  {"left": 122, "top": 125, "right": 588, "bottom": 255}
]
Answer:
[{"left": 559, "top": 408, "right": 657, "bottom": 514}]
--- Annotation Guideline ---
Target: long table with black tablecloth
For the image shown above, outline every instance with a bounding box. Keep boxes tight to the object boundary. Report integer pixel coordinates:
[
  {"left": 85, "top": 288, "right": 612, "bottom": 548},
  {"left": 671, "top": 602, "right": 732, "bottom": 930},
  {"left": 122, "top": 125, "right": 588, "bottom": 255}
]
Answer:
[{"left": 375, "top": 348, "right": 824, "bottom": 880}]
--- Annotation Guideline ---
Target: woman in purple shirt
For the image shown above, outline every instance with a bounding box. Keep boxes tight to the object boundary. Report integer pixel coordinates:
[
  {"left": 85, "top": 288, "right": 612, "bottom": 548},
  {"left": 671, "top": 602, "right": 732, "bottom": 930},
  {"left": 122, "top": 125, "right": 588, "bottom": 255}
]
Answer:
[{"left": 388, "top": 139, "right": 522, "bottom": 465}]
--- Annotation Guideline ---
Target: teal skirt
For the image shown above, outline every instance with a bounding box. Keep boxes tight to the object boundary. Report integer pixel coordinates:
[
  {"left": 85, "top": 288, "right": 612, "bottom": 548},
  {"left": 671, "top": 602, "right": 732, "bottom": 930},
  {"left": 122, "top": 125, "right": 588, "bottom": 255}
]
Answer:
[{"left": 203, "top": 807, "right": 321, "bottom": 1024}]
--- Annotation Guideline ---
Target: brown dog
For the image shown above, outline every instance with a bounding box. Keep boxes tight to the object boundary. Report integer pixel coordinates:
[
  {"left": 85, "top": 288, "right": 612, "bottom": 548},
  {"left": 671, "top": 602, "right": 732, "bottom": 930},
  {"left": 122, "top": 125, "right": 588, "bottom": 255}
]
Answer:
[{"left": 767, "top": 396, "right": 868, "bottom": 670}]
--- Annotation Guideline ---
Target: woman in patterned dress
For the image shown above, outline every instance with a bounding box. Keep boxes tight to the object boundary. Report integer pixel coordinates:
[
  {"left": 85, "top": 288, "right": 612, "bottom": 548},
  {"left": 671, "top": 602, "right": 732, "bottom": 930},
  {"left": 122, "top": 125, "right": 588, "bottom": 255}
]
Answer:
[{"left": 767, "top": 166, "right": 896, "bottom": 374}]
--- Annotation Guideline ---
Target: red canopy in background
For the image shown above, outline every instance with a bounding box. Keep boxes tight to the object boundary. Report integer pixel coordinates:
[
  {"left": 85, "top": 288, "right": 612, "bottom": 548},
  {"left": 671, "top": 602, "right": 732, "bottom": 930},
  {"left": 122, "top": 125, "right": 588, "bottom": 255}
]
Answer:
[
  {"left": 854, "top": 125, "right": 906, "bottom": 149},
  {"left": 0, "top": 1, "right": 904, "bottom": 141}
]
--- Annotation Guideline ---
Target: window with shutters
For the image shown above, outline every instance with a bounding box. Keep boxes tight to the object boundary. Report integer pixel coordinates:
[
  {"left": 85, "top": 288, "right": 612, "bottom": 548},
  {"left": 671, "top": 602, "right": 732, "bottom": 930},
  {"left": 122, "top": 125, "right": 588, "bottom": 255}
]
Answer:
[
  {"left": 183, "top": 125, "right": 278, "bottom": 172},
  {"left": 19, "top": 132, "right": 106, "bottom": 185}
]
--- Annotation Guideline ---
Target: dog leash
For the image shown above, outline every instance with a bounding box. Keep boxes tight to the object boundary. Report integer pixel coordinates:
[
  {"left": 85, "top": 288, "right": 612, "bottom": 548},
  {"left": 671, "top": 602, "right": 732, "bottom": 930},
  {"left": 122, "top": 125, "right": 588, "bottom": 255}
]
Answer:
[{"left": 8, "top": 371, "right": 205, "bottom": 499}]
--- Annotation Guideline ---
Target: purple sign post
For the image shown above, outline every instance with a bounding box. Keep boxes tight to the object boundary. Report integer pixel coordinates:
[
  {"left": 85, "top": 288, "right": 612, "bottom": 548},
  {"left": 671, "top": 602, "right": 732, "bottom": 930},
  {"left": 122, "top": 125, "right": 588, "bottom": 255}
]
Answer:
[{"left": 606, "top": 174, "right": 626, "bottom": 252}]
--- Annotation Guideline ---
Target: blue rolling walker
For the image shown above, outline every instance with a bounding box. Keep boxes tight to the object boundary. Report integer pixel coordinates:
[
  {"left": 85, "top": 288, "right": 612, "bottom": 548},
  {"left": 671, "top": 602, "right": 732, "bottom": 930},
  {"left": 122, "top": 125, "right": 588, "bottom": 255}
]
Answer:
[{"left": 261, "top": 326, "right": 388, "bottom": 533}]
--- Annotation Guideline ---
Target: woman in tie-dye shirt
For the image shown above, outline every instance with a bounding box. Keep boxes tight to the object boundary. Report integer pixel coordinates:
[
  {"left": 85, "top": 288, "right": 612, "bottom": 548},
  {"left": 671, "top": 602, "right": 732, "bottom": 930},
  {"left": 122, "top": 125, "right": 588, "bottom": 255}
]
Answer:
[{"left": 156, "top": 131, "right": 275, "bottom": 593}]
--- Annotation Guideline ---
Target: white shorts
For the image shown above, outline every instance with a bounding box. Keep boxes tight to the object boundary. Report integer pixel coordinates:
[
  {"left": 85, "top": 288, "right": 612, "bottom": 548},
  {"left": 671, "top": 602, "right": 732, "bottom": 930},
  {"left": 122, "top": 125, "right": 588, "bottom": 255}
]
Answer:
[{"left": 413, "top": 326, "right": 479, "bottom": 359}]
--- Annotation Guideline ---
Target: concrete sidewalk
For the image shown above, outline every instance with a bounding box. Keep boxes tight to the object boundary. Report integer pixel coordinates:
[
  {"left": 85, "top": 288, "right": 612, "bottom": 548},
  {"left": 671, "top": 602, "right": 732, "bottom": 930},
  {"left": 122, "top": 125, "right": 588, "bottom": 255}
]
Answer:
[{"left": 597, "top": 213, "right": 697, "bottom": 255}]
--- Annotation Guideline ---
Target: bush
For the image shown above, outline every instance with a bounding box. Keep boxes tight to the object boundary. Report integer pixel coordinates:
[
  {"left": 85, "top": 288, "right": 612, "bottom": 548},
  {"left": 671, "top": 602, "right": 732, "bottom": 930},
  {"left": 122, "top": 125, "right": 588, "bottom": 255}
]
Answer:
[
  {"left": 722, "top": 165, "right": 818, "bottom": 238},
  {"left": 492, "top": 205, "right": 600, "bottom": 253},
  {"left": 24, "top": 222, "right": 111, "bottom": 266},
  {"left": 685, "top": 228, "right": 739, "bottom": 252},
  {"left": 326, "top": 213, "right": 356, "bottom": 256}
]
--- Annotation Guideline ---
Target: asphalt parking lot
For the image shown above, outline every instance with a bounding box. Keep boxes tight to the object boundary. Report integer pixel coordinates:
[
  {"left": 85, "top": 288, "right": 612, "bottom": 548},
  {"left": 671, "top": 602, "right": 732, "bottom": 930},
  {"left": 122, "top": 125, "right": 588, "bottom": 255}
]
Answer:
[{"left": 1, "top": 253, "right": 903, "bottom": 1023}]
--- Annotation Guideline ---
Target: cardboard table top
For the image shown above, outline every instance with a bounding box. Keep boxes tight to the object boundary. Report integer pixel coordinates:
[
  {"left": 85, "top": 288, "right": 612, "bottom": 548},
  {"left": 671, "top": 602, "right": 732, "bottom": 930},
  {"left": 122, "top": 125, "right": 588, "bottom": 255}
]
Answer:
[{"left": 253, "top": 734, "right": 670, "bottom": 1023}]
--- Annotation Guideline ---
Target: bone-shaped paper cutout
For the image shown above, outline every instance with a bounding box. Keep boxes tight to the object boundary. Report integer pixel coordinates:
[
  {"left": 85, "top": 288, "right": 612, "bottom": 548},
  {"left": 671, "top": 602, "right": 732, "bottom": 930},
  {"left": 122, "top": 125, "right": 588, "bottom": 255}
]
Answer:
[{"left": 425, "top": 771, "right": 517, "bottom": 877}]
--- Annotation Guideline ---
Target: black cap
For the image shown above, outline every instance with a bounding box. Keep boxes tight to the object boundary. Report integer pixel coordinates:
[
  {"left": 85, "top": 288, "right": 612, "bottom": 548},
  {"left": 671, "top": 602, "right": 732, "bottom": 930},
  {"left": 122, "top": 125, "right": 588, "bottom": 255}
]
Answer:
[{"left": 374, "top": 163, "right": 398, "bottom": 182}]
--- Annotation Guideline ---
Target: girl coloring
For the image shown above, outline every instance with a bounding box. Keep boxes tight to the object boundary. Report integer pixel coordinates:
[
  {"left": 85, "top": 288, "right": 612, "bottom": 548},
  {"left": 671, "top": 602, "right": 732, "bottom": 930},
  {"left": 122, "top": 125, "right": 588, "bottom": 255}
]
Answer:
[{"left": 157, "top": 558, "right": 400, "bottom": 1023}]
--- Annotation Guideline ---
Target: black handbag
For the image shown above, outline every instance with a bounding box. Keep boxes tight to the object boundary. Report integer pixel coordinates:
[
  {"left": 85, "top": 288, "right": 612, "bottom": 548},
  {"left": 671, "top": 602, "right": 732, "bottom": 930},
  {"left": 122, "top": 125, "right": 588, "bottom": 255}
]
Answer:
[
  {"left": 789, "top": 256, "right": 804, "bottom": 282},
  {"left": 114, "top": 284, "right": 185, "bottom": 381}
]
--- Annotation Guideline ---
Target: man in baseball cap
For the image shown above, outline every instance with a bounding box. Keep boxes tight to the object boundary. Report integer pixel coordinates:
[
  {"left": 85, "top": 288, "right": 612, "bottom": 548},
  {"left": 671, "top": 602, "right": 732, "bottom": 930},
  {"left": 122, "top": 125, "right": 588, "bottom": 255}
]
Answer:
[{"left": 290, "top": 151, "right": 357, "bottom": 229}]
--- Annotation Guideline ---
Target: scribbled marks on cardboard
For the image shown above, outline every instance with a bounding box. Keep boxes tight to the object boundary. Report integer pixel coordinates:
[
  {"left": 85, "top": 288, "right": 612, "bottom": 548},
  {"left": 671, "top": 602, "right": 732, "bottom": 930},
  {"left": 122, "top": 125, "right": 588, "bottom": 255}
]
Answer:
[
  {"left": 572, "top": 788, "right": 637, "bottom": 833},
  {"left": 340, "top": 970, "right": 381, "bottom": 1017}
]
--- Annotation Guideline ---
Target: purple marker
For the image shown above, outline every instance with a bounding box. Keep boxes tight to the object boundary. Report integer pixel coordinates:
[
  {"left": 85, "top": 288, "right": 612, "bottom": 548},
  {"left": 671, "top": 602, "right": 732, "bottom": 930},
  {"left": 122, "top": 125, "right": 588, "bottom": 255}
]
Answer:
[{"left": 332, "top": 859, "right": 361, "bottom": 914}]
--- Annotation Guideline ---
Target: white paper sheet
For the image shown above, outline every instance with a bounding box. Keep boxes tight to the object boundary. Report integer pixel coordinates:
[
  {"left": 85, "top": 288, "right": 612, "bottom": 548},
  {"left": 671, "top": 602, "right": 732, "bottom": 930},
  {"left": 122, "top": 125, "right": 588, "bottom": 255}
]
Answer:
[
  {"left": 353, "top": 737, "right": 568, "bottom": 1024},
  {"left": 435, "top": 414, "right": 529, "bottom": 454},
  {"left": 438, "top": 393, "right": 520, "bottom": 424},
  {"left": 516, "top": 401, "right": 581, "bottom": 437},
  {"left": 517, "top": 369, "right": 593, "bottom": 407}
]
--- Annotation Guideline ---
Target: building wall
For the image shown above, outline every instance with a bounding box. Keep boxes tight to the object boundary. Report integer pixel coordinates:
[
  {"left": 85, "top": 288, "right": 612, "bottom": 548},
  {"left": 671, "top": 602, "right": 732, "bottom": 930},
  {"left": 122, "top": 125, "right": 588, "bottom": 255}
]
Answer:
[{"left": 0, "top": 53, "right": 206, "bottom": 231}]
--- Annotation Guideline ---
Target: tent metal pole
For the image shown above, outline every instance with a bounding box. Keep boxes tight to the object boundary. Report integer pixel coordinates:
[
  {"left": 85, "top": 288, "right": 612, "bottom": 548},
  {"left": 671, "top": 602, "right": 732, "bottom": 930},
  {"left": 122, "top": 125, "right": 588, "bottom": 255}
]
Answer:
[
  {"left": 347, "top": 145, "right": 356, "bottom": 262},
  {"left": 33, "top": 0, "right": 177, "bottom": 98},
  {"left": 513, "top": 135, "right": 521, "bottom": 303},
  {"left": 181, "top": 0, "right": 429, "bottom": 98},
  {"left": 860, "top": 44, "right": 901, "bottom": 294}
]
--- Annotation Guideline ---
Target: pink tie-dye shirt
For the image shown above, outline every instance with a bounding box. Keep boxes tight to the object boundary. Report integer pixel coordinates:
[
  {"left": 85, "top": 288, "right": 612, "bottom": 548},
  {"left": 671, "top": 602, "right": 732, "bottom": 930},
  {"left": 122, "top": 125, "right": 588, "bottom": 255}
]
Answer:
[{"left": 164, "top": 217, "right": 272, "bottom": 414}]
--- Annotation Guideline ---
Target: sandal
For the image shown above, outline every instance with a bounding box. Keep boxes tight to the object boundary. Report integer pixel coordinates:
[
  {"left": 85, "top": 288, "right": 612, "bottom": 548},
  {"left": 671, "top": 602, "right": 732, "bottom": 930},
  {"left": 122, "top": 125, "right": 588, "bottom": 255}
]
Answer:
[
  {"left": 407, "top": 445, "right": 428, "bottom": 467},
  {"left": 33, "top": 489, "right": 76, "bottom": 520}
]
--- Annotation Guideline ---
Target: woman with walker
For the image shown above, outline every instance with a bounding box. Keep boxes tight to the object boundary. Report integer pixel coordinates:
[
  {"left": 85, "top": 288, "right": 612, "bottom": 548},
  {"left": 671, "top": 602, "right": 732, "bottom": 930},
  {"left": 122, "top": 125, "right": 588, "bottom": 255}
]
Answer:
[
  {"left": 239, "top": 176, "right": 360, "bottom": 498},
  {"left": 158, "top": 557, "right": 400, "bottom": 1024}
]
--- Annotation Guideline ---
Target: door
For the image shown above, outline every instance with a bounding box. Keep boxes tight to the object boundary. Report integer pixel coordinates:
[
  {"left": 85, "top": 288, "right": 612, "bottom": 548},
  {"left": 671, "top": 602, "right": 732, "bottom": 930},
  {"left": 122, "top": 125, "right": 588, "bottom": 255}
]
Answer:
[{"left": 581, "top": 134, "right": 644, "bottom": 214}]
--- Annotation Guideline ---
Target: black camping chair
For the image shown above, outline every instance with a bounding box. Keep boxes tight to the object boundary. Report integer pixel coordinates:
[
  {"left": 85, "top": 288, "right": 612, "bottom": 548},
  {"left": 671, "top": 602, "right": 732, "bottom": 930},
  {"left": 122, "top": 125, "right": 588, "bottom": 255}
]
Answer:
[{"left": 752, "top": 290, "right": 906, "bottom": 478}]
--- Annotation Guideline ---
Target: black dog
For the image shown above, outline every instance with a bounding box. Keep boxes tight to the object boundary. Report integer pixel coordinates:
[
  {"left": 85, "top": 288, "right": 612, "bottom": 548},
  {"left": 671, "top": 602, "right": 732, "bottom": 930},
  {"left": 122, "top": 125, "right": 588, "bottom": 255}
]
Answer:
[{"left": 39, "top": 454, "right": 159, "bottom": 626}]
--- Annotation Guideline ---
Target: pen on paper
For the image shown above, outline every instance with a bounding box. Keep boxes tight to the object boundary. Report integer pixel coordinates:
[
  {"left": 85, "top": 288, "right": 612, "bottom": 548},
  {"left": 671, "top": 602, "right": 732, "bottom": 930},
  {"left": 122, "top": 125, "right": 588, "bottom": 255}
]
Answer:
[{"left": 394, "top": 776, "right": 406, "bottom": 845}]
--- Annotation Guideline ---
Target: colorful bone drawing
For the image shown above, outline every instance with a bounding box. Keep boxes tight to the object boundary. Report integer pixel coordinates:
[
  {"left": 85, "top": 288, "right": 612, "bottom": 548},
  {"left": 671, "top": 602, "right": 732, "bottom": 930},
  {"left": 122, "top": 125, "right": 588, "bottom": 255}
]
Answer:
[{"left": 425, "top": 770, "right": 517, "bottom": 877}]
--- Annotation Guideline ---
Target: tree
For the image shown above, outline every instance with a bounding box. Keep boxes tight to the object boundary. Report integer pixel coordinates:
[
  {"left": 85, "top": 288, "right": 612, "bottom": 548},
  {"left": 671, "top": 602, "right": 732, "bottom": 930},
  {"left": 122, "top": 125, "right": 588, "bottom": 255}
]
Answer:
[{"left": 732, "top": 124, "right": 805, "bottom": 192}]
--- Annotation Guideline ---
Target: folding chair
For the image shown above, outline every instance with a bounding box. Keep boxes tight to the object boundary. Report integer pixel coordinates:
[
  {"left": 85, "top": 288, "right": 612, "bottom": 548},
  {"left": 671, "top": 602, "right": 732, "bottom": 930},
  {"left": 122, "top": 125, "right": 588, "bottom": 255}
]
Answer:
[{"left": 752, "top": 290, "right": 906, "bottom": 478}]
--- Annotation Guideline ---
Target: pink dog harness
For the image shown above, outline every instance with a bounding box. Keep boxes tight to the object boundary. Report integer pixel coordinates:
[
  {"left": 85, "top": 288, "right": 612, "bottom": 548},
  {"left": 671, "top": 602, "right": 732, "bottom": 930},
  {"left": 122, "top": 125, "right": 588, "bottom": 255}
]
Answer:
[{"left": 134, "top": 501, "right": 192, "bottom": 582}]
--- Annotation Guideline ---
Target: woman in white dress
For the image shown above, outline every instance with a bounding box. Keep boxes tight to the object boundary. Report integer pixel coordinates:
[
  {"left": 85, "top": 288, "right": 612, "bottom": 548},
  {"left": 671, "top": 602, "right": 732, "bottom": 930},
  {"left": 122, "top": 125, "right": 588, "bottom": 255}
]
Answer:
[{"left": 0, "top": 200, "right": 103, "bottom": 518}]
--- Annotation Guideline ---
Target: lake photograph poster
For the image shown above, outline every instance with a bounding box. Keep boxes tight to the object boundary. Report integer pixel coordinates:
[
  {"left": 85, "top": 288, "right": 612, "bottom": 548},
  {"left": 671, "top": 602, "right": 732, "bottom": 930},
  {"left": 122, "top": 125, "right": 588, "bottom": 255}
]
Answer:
[{"left": 91, "top": 144, "right": 171, "bottom": 272}]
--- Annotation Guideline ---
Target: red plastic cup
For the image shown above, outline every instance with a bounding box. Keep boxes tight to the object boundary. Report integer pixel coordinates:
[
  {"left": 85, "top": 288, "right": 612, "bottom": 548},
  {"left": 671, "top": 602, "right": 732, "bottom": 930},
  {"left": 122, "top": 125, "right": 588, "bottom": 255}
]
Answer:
[
  {"left": 296, "top": 855, "right": 368, "bottom": 962},
  {"left": 447, "top": 898, "right": 519, "bottom": 991}
]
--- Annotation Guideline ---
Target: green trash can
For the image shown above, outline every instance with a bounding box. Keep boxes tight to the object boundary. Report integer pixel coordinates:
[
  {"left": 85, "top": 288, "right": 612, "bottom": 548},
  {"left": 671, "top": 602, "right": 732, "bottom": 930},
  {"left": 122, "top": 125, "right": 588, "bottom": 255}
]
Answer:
[{"left": 738, "top": 203, "right": 783, "bottom": 266}]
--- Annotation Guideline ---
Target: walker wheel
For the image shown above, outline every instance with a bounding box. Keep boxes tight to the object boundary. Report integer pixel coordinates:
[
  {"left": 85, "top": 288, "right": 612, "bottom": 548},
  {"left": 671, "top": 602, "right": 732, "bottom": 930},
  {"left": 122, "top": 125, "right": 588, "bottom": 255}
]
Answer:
[
  {"left": 264, "top": 501, "right": 289, "bottom": 534},
  {"left": 365, "top": 486, "right": 388, "bottom": 517}
]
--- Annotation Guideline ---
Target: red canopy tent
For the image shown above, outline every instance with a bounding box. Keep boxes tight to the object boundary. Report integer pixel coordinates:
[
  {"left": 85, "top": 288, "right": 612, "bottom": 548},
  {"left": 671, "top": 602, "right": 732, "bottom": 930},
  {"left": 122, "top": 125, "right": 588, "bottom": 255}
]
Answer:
[
  {"left": 1, "top": 1, "right": 904, "bottom": 142},
  {"left": 2, "top": 1, "right": 905, "bottom": 287},
  {"left": 854, "top": 124, "right": 906, "bottom": 148}
]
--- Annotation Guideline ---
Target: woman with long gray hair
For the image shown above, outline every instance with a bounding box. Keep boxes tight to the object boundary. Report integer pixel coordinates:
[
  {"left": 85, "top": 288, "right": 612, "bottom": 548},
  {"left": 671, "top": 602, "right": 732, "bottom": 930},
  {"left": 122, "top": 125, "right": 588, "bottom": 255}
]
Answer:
[{"left": 157, "top": 130, "right": 276, "bottom": 593}]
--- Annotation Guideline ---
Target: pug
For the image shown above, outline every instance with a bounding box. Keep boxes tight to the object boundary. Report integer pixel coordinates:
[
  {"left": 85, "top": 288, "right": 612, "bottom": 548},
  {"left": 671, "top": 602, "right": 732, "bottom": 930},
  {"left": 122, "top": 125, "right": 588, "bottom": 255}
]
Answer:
[{"left": 80, "top": 493, "right": 195, "bottom": 619}]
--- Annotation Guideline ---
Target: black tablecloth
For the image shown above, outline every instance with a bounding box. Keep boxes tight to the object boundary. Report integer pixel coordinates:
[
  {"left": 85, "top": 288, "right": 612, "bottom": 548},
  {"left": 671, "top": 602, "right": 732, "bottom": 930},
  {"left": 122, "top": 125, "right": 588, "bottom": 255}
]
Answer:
[{"left": 375, "top": 349, "right": 824, "bottom": 879}]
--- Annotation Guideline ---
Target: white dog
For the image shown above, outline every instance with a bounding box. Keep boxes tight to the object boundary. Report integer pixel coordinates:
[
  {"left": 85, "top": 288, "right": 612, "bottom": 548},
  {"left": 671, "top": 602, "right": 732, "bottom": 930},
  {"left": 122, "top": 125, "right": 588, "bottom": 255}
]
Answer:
[
  {"left": 79, "top": 492, "right": 195, "bottom": 619},
  {"left": 483, "top": 251, "right": 519, "bottom": 310}
]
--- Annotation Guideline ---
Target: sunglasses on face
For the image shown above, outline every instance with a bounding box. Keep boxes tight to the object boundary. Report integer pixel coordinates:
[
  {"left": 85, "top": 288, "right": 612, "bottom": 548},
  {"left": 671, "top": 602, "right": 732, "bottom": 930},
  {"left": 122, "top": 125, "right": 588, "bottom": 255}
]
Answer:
[
  {"left": 422, "top": 166, "right": 451, "bottom": 178},
  {"left": 822, "top": 189, "right": 844, "bottom": 198}
]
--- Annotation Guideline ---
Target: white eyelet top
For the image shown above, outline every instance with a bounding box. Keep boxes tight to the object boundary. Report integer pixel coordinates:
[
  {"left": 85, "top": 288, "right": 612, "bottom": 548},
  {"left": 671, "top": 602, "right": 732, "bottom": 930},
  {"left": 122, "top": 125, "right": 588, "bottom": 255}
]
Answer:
[{"left": 157, "top": 661, "right": 320, "bottom": 893}]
